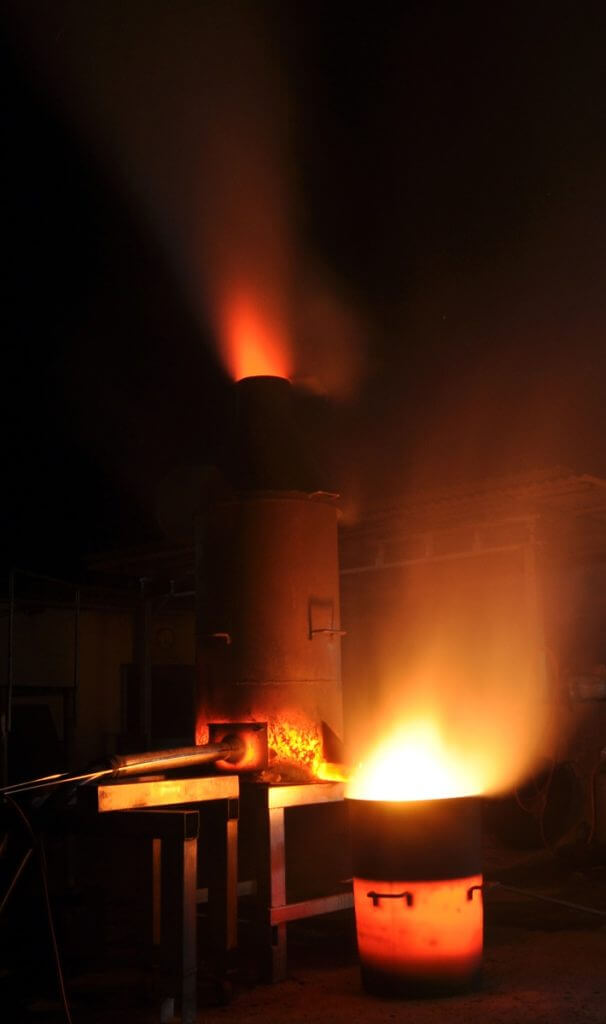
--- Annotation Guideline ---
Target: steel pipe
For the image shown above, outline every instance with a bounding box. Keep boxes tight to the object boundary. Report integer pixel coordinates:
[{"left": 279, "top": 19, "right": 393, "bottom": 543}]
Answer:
[{"left": 109, "top": 740, "right": 244, "bottom": 778}]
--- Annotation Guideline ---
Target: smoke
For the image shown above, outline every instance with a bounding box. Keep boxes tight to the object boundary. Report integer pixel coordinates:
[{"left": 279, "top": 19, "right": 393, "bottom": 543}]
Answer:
[
  {"left": 191, "top": 2, "right": 294, "bottom": 381},
  {"left": 345, "top": 547, "right": 575, "bottom": 800},
  {"left": 7, "top": 0, "right": 365, "bottom": 395}
]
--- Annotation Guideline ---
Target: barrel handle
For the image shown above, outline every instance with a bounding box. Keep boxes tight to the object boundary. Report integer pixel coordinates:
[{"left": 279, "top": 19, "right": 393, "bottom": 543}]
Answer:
[
  {"left": 366, "top": 890, "right": 414, "bottom": 908},
  {"left": 467, "top": 884, "right": 484, "bottom": 901}
]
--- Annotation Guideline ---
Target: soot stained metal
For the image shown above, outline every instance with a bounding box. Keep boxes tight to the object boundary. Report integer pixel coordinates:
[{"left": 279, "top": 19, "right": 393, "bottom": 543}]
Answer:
[{"left": 195, "top": 376, "right": 345, "bottom": 774}]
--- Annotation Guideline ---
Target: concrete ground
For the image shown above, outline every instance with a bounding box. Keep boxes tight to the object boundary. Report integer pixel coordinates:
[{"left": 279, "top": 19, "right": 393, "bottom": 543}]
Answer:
[
  {"left": 197, "top": 919, "right": 605, "bottom": 1024},
  {"left": 56, "top": 860, "right": 606, "bottom": 1024},
  {"left": 9, "top": 842, "right": 606, "bottom": 1023},
  {"left": 56, "top": 906, "right": 605, "bottom": 1024}
]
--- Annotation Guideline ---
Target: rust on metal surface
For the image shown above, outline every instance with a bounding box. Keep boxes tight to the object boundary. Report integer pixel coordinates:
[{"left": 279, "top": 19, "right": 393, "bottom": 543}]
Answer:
[{"left": 196, "top": 493, "right": 344, "bottom": 772}]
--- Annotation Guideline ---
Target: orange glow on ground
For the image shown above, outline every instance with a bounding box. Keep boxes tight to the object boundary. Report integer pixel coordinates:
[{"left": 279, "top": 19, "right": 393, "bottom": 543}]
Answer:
[
  {"left": 347, "top": 718, "right": 479, "bottom": 802},
  {"left": 354, "top": 874, "right": 483, "bottom": 987},
  {"left": 220, "top": 291, "right": 291, "bottom": 381}
]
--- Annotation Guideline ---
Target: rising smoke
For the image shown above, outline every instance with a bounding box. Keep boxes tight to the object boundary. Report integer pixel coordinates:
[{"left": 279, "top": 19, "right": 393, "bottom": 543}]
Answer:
[{"left": 9, "top": 0, "right": 365, "bottom": 396}]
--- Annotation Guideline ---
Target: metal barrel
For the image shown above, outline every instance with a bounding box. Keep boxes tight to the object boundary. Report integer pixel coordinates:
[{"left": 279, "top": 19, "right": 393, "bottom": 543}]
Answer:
[{"left": 348, "top": 796, "right": 483, "bottom": 996}]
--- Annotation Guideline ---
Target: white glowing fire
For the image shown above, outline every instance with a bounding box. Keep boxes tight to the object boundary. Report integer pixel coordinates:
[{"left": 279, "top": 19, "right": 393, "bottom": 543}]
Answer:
[{"left": 347, "top": 718, "right": 479, "bottom": 802}]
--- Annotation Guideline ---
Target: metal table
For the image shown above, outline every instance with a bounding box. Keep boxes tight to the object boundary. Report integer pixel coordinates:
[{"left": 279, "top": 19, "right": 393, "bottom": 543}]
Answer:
[
  {"left": 244, "top": 781, "right": 354, "bottom": 982},
  {"left": 97, "top": 773, "right": 239, "bottom": 1023}
]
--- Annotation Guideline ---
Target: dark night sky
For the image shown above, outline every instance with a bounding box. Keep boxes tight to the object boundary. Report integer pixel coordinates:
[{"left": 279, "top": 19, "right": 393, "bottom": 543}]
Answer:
[{"left": 4, "top": 2, "right": 606, "bottom": 575}]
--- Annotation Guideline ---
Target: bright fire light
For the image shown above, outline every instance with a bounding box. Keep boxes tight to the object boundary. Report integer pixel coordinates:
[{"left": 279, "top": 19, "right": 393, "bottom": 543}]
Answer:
[
  {"left": 269, "top": 715, "right": 323, "bottom": 774},
  {"left": 347, "top": 718, "right": 479, "bottom": 802},
  {"left": 220, "top": 290, "right": 291, "bottom": 381}
]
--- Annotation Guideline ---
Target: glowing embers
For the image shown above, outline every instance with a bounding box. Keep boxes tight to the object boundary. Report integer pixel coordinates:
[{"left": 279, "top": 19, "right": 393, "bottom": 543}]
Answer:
[
  {"left": 267, "top": 715, "right": 323, "bottom": 776},
  {"left": 222, "top": 290, "right": 291, "bottom": 381},
  {"left": 354, "top": 875, "right": 483, "bottom": 995},
  {"left": 349, "top": 796, "right": 483, "bottom": 996}
]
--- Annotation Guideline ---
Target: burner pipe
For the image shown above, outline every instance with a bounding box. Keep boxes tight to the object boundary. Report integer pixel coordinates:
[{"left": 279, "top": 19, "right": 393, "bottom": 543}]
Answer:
[{"left": 109, "top": 739, "right": 244, "bottom": 777}]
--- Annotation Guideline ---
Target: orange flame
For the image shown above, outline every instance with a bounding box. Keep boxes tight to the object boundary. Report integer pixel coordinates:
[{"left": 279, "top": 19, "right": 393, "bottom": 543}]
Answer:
[
  {"left": 345, "top": 553, "right": 562, "bottom": 804},
  {"left": 220, "top": 290, "right": 292, "bottom": 381},
  {"left": 316, "top": 761, "right": 350, "bottom": 783},
  {"left": 347, "top": 718, "right": 478, "bottom": 802},
  {"left": 267, "top": 715, "right": 323, "bottom": 774}
]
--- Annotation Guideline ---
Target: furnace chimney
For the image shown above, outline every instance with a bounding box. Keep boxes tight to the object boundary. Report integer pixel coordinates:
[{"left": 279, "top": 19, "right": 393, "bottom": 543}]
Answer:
[{"left": 195, "top": 375, "right": 344, "bottom": 775}]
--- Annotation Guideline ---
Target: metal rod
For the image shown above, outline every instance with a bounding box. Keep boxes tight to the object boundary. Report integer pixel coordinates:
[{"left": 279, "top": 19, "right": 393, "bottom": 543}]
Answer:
[
  {"left": 9, "top": 568, "right": 76, "bottom": 587},
  {"left": 0, "top": 847, "right": 33, "bottom": 917},
  {"left": 490, "top": 881, "right": 606, "bottom": 918},
  {"left": 1, "top": 771, "right": 68, "bottom": 793},
  {"left": 340, "top": 541, "right": 527, "bottom": 576},
  {"left": 7, "top": 569, "right": 15, "bottom": 735},
  {"left": 109, "top": 741, "right": 241, "bottom": 777},
  {"left": 72, "top": 587, "right": 80, "bottom": 730},
  {"left": 1, "top": 570, "right": 16, "bottom": 787},
  {"left": 1, "top": 736, "right": 246, "bottom": 796},
  {"left": 1, "top": 769, "right": 112, "bottom": 796}
]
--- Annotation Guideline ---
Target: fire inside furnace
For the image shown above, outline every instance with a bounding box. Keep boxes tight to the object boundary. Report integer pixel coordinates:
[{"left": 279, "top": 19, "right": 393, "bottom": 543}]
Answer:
[
  {"left": 198, "top": 713, "right": 341, "bottom": 781},
  {"left": 347, "top": 718, "right": 480, "bottom": 802}
]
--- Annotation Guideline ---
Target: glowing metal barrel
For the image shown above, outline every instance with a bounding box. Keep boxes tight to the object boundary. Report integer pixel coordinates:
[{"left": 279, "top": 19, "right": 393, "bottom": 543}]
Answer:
[{"left": 348, "top": 796, "right": 483, "bottom": 996}]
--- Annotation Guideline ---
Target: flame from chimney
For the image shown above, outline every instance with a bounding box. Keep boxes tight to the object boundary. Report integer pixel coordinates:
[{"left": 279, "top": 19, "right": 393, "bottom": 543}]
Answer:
[{"left": 221, "top": 289, "right": 292, "bottom": 381}]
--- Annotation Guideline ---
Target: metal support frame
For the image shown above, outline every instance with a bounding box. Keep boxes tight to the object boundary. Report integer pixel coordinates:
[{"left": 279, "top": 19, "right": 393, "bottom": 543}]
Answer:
[
  {"left": 246, "top": 781, "right": 353, "bottom": 982},
  {"left": 340, "top": 516, "right": 538, "bottom": 576},
  {"left": 137, "top": 579, "right": 153, "bottom": 750},
  {"left": 203, "top": 798, "right": 240, "bottom": 957},
  {"left": 97, "top": 775, "right": 239, "bottom": 1024},
  {"left": 156, "top": 815, "right": 198, "bottom": 1024},
  {"left": 99, "top": 809, "right": 199, "bottom": 1024}
]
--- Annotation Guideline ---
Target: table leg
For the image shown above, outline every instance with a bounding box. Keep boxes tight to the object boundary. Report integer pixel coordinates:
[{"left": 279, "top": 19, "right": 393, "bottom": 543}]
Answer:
[
  {"left": 206, "top": 798, "right": 239, "bottom": 957},
  {"left": 269, "top": 806, "right": 287, "bottom": 981},
  {"left": 152, "top": 837, "right": 161, "bottom": 947},
  {"left": 160, "top": 832, "right": 198, "bottom": 1024}
]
